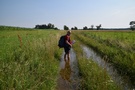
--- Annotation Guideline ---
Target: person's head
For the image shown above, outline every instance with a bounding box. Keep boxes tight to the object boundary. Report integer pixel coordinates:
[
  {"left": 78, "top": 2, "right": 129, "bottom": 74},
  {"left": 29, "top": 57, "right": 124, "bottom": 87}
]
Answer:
[{"left": 67, "top": 30, "right": 71, "bottom": 36}]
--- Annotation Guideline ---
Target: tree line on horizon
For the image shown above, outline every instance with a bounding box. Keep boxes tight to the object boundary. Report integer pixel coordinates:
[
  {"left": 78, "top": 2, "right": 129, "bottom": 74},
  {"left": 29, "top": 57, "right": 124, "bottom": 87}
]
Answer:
[
  {"left": 35, "top": 23, "right": 59, "bottom": 30},
  {"left": 35, "top": 21, "right": 135, "bottom": 30},
  {"left": 65, "top": 24, "right": 101, "bottom": 30},
  {"left": 35, "top": 23, "right": 102, "bottom": 30}
]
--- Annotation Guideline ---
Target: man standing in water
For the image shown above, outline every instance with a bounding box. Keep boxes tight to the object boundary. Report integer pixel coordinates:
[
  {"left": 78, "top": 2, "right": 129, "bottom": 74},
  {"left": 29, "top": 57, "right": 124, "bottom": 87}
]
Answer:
[{"left": 64, "top": 30, "right": 72, "bottom": 61}]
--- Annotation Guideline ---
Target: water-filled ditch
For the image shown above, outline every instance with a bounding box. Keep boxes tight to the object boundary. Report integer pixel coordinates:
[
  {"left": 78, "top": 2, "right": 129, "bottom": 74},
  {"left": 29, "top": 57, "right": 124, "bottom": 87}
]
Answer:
[
  {"left": 57, "top": 45, "right": 134, "bottom": 90},
  {"left": 57, "top": 49, "right": 80, "bottom": 90},
  {"left": 82, "top": 45, "right": 135, "bottom": 90}
]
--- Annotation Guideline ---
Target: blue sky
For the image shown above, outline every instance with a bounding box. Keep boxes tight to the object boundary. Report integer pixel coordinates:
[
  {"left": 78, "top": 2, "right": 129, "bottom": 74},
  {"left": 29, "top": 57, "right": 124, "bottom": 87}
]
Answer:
[{"left": 0, "top": 0, "right": 135, "bottom": 29}]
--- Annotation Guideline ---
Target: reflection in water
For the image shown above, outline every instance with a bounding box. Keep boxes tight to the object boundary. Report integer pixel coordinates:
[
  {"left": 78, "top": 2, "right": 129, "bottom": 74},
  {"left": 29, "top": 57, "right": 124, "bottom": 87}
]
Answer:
[
  {"left": 82, "top": 45, "right": 135, "bottom": 90},
  {"left": 60, "top": 60, "right": 72, "bottom": 82},
  {"left": 57, "top": 49, "right": 80, "bottom": 90}
]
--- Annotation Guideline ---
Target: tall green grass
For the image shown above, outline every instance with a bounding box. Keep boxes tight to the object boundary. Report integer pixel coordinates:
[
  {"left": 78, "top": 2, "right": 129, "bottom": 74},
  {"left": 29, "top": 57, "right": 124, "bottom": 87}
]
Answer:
[
  {"left": 1, "top": 26, "right": 132, "bottom": 89},
  {"left": 72, "top": 34, "right": 121, "bottom": 90},
  {"left": 0, "top": 25, "right": 34, "bottom": 31},
  {"left": 73, "top": 30, "right": 135, "bottom": 86},
  {"left": 0, "top": 26, "right": 63, "bottom": 90}
]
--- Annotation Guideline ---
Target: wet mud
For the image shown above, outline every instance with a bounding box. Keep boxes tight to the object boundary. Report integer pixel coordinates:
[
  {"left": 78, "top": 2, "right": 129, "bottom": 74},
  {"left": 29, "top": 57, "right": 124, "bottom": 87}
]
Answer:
[
  {"left": 82, "top": 45, "right": 135, "bottom": 90},
  {"left": 57, "top": 49, "right": 80, "bottom": 90}
]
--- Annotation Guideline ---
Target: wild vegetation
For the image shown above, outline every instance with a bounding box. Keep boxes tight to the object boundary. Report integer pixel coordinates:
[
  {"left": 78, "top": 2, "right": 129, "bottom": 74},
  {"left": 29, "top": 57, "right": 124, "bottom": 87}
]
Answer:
[
  {"left": 72, "top": 37, "right": 121, "bottom": 90},
  {"left": 1, "top": 26, "right": 135, "bottom": 90},
  {"left": 73, "top": 30, "right": 135, "bottom": 86},
  {"left": 0, "top": 26, "right": 63, "bottom": 90}
]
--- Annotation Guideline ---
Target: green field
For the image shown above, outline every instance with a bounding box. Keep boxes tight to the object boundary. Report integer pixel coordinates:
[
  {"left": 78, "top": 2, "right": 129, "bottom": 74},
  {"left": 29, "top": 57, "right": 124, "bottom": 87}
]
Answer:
[
  {"left": 0, "top": 26, "right": 135, "bottom": 90},
  {"left": 73, "top": 30, "right": 135, "bottom": 86},
  {"left": 72, "top": 38, "right": 121, "bottom": 90},
  {"left": 0, "top": 26, "right": 63, "bottom": 90}
]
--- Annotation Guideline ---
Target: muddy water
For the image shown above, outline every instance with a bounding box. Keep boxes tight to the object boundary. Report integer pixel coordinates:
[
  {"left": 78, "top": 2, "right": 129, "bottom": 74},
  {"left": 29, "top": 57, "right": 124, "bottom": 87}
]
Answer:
[
  {"left": 82, "top": 45, "right": 135, "bottom": 90},
  {"left": 57, "top": 49, "right": 80, "bottom": 90}
]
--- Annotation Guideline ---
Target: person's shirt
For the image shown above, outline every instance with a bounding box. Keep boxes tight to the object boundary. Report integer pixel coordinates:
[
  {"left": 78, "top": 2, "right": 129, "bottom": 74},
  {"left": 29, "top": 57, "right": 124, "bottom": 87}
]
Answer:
[{"left": 65, "top": 35, "right": 71, "bottom": 44}]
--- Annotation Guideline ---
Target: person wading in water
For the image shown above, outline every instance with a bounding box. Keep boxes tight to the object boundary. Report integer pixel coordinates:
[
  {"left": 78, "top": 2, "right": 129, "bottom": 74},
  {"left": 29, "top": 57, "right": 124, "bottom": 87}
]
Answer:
[{"left": 64, "top": 30, "right": 72, "bottom": 61}]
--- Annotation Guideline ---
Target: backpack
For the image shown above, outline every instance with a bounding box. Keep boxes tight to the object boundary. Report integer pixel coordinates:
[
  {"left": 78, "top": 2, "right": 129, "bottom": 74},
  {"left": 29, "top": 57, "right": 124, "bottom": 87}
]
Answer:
[{"left": 58, "top": 35, "right": 66, "bottom": 48}]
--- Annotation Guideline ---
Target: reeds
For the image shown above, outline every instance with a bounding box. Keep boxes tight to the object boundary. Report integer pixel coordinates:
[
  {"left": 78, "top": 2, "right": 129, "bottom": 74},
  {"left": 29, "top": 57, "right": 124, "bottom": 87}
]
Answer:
[{"left": 17, "top": 34, "right": 23, "bottom": 48}]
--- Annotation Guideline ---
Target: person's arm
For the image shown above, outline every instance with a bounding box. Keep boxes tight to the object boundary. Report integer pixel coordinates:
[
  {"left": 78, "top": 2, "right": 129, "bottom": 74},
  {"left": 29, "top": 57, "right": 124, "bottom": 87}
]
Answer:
[
  {"left": 65, "top": 35, "right": 72, "bottom": 47},
  {"left": 66, "top": 40, "right": 72, "bottom": 47}
]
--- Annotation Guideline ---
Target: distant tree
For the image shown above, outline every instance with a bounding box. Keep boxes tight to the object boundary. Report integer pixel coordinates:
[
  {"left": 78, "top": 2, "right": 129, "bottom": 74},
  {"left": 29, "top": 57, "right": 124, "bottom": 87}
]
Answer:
[
  {"left": 129, "top": 21, "right": 135, "bottom": 31},
  {"left": 35, "top": 25, "right": 40, "bottom": 29},
  {"left": 74, "top": 26, "right": 78, "bottom": 30},
  {"left": 41, "top": 24, "right": 47, "bottom": 29},
  {"left": 83, "top": 26, "right": 88, "bottom": 30},
  {"left": 47, "top": 23, "right": 54, "bottom": 29},
  {"left": 96, "top": 24, "right": 101, "bottom": 30},
  {"left": 64, "top": 25, "right": 69, "bottom": 30},
  {"left": 54, "top": 27, "right": 59, "bottom": 30},
  {"left": 35, "top": 24, "right": 47, "bottom": 29},
  {"left": 91, "top": 25, "right": 94, "bottom": 30},
  {"left": 71, "top": 26, "right": 78, "bottom": 30},
  {"left": 35, "top": 23, "right": 58, "bottom": 30},
  {"left": 71, "top": 27, "right": 74, "bottom": 30}
]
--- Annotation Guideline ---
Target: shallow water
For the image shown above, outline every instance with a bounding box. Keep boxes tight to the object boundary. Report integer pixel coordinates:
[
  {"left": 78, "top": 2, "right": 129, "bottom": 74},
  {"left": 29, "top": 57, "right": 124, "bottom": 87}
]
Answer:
[
  {"left": 82, "top": 45, "right": 135, "bottom": 90},
  {"left": 57, "top": 49, "right": 80, "bottom": 90}
]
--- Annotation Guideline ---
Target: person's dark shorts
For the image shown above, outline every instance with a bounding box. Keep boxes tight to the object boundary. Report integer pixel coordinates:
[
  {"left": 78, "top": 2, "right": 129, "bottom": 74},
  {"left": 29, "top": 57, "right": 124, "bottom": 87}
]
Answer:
[{"left": 64, "top": 46, "right": 71, "bottom": 54}]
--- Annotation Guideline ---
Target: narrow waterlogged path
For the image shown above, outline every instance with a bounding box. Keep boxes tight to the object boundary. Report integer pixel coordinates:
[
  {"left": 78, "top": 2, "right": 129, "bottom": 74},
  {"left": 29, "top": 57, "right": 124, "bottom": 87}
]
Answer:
[
  {"left": 57, "top": 49, "right": 80, "bottom": 90},
  {"left": 82, "top": 45, "right": 135, "bottom": 90}
]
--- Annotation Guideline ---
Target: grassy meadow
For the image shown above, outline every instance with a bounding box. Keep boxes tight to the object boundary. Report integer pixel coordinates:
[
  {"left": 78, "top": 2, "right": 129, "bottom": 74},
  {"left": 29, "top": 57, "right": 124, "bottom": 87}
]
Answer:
[
  {"left": 72, "top": 38, "right": 121, "bottom": 90},
  {"left": 73, "top": 30, "right": 135, "bottom": 87},
  {"left": 0, "top": 26, "right": 63, "bottom": 90},
  {"left": 0, "top": 26, "right": 135, "bottom": 90}
]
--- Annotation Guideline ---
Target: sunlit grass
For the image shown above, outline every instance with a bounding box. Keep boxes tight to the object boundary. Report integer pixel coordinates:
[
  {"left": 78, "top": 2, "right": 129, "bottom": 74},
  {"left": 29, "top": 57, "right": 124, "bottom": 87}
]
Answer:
[
  {"left": 73, "top": 30, "right": 135, "bottom": 86},
  {"left": 72, "top": 34, "right": 121, "bottom": 90},
  {"left": 0, "top": 26, "right": 63, "bottom": 90},
  {"left": 1, "top": 26, "right": 134, "bottom": 89}
]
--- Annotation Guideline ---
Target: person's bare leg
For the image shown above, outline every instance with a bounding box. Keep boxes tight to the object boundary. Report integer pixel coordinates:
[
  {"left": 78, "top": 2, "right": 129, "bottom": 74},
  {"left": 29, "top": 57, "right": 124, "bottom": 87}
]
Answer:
[
  {"left": 64, "top": 53, "right": 66, "bottom": 61},
  {"left": 67, "top": 53, "right": 70, "bottom": 61}
]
